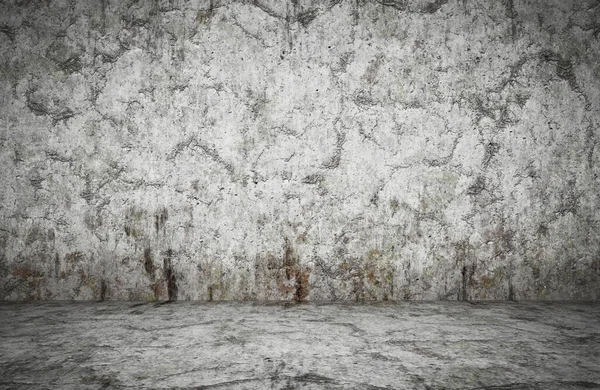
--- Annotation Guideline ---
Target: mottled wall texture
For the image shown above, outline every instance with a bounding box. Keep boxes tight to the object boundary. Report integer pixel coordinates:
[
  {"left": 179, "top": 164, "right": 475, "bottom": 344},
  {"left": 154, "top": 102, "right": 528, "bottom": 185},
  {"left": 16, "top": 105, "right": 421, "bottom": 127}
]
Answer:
[{"left": 1, "top": 0, "right": 599, "bottom": 301}]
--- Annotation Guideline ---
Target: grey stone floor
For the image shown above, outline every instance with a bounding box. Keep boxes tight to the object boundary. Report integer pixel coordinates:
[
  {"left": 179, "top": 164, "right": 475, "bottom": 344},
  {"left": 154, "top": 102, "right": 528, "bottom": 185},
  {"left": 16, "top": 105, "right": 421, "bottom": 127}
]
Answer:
[{"left": 0, "top": 302, "right": 599, "bottom": 390}]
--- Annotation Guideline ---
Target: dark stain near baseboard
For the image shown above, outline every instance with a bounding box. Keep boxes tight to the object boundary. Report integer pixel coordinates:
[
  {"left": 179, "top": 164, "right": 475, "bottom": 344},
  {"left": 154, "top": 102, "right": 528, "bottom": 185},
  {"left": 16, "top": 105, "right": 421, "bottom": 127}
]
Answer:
[
  {"left": 100, "top": 279, "right": 108, "bottom": 301},
  {"left": 144, "top": 248, "right": 154, "bottom": 275},
  {"left": 164, "top": 249, "right": 178, "bottom": 302}
]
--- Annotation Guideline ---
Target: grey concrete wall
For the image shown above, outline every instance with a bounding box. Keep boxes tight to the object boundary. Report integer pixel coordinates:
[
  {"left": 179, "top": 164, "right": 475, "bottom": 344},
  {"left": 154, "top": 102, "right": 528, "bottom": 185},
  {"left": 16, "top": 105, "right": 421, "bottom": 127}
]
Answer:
[{"left": 1, "top": 0, "right": 599, "bottom": 301}]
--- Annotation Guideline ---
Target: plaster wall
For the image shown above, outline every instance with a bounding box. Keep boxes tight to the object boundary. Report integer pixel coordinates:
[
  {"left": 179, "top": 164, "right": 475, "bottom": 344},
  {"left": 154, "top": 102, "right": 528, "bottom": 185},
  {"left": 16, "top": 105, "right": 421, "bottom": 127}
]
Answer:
[{"left": 1, "top": 0, "right": 599, "bottom": 300}]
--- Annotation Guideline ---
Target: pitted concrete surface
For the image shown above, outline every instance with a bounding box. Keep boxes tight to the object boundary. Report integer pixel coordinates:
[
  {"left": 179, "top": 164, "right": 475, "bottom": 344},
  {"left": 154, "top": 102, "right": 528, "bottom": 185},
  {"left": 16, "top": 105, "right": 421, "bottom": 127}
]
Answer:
[
  {"left": 0, "top": 302, "right": 599, "bottom": 389},
  {"left": 1, "top": 0, "right": 600, "bottom": 301}
]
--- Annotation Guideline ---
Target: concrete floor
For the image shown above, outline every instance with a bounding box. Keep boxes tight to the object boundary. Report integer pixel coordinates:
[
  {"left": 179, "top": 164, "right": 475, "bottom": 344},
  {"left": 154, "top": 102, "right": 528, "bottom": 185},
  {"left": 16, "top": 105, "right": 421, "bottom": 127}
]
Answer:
[{"left": 0, "top": 302, "right": 599, "bottom": 389}]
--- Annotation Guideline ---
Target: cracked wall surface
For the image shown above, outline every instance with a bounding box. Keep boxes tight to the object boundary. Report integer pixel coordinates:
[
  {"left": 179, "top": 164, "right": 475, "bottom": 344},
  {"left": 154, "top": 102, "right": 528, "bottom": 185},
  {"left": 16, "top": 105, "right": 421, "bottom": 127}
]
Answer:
[{"left": 1, "top": 0, "right": 599, "bottom": 301}]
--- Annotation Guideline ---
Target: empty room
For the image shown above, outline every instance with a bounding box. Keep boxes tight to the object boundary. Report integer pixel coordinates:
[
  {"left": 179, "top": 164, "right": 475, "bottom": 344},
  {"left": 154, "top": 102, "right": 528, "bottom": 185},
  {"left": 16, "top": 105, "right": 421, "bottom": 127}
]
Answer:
[{"left": 0, "top": 0, "right": 599, "bottom": 388}]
